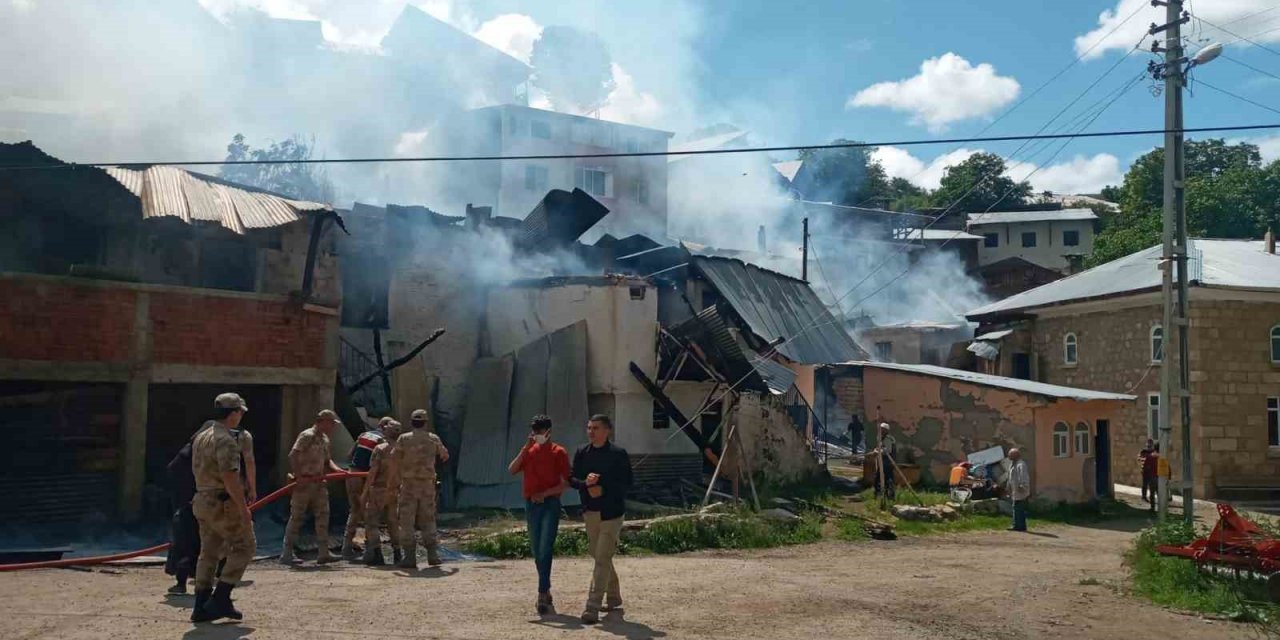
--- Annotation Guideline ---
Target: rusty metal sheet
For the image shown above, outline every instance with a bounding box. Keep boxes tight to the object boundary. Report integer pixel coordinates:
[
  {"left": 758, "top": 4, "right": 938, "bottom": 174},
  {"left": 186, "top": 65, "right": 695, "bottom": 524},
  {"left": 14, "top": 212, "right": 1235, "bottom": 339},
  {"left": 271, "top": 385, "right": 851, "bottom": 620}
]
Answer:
[{"left": 456, "top": 355, "right": 514, "bottom": 486}]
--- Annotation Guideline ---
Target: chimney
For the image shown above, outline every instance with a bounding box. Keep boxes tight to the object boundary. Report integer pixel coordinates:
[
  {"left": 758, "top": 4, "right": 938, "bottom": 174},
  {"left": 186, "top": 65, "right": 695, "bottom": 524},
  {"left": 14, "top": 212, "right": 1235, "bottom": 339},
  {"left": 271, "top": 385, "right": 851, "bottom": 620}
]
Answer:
[
  {"left": 1267, "top": 228, "right": 1276, "bottom": 255},
  {"left": 757, "top": 225, "right": 767, "bottom": 253},
  {"left": 465, "top": 204, "right": 492, "bottom": 231}
]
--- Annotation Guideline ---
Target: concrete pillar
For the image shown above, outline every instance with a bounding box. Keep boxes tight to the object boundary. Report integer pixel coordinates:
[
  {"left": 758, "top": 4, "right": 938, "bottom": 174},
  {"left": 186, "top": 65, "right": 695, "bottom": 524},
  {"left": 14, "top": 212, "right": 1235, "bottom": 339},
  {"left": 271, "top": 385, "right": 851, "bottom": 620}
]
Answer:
[{"left": 119, "top": 292, "right": 151, "bottom": 521}]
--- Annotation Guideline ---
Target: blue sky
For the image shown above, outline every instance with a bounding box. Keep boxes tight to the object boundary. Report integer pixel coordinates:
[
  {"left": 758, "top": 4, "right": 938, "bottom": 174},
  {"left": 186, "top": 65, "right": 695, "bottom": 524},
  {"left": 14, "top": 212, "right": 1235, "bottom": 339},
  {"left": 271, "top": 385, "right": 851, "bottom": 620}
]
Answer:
[
  {"left": 246, "top": 0, "right": 1280, "bottom": 194},
  {"left": 11, "top": 0, "right": 1280, "bottom": 195}
]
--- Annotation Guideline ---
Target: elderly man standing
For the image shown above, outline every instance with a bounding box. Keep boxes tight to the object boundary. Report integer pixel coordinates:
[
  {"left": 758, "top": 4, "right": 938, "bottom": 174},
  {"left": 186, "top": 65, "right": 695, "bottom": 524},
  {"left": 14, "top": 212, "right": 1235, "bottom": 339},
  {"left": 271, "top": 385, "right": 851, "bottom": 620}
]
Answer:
[
  {"left": 1007, "top": 448, "right": 1031, "bottom": 532},
  {"left": 280, "top": 409, "right": 345, "bottom": 565}
]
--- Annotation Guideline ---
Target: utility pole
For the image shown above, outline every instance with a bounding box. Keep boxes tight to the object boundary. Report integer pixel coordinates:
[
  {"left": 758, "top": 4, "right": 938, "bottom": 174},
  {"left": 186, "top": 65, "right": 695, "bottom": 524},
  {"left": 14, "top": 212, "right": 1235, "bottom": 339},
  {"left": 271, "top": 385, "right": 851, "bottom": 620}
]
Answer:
[
  {"left": 1150, "top": 0, "right": 1193, "bottom": 523},
  {"left": 801, "top": 217, "right": 810, "bottom": 282}
]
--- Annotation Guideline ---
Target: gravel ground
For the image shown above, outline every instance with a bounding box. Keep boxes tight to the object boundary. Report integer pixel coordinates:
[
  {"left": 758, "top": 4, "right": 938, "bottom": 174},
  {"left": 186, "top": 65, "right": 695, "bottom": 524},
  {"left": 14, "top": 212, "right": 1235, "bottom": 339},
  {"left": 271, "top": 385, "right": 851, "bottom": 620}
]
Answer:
[{"left": 1, "top": 520, "right": 1253, "bottom": 640}]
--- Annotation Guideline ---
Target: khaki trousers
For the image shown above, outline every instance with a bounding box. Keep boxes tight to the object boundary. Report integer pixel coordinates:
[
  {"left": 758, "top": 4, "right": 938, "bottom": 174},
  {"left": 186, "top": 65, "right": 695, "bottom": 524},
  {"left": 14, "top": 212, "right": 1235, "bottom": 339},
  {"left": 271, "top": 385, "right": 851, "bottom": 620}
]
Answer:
[
  {"left": 343, "top": 477, "right": 366, "bottom": 543},
  {"left": 397, "top": 482, "right": 438, "bottom": 553},
  {"left": 363, "top": 488, "right": 401, "bottom": 556},
  {"left": 192, "top": 492, "right": 255, "bottom": 590},
  {"left": 583, "top": 511, "right": 622, "bottom": 610},
  {"left": 283, "top": 483, "right": 330, "bottom": 556}
]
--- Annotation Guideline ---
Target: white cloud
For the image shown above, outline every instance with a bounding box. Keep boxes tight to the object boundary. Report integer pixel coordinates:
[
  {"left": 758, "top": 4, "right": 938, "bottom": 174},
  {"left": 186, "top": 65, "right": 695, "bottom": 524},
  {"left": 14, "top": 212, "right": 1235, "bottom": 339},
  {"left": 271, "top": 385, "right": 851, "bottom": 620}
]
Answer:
[
  {"left": 1230, "top": 134, "right": 1280, "bottom": 163},
  {"left": 473, "top": 13, "right": 542, "bottom": 63},
  {"left": 1076, "top": 0, "right": 1280, "bottom": 59},
  {"left": 873, "top": 146, "right": 982, "bottom": 190},
  {"left": 847, "top": 53, "right": 1020, "bottom": 132},
  {"left": 874, "top": 147, "right": 1122, "bottom": 194},
  {"left": 1028, "top": 153, "right": 1123, "bottom": 194}
]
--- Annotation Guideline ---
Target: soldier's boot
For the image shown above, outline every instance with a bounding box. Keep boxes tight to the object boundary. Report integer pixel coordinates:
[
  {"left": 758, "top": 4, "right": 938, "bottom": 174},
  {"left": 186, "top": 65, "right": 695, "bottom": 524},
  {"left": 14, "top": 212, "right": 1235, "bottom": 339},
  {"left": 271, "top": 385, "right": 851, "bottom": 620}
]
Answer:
[
  {"left": 202, "top": 582, "right": 243, "bottom": 622},
  {"left": 426, "top": 545, "right": 442, "bottom": 567},
  {"left": 395, "top": 547, "right": 417, "bottom": 569},
  {"left": 362, "top": 542, "right": 384, "bottom": 566},
  {"left": 189, "top": 589, "right": 214, "bottom": 623},
  {"left": 391, "top": 546, "right": 403, "bottom": 565},
  {"left": 340, "top": 534, "right": 357, "bottom": 561},
  {"left": 279, "top": 532, "right": 297, "bottom": 565},
  {"left": 315, "top": 533, "right": 340, "bottom": 564}
]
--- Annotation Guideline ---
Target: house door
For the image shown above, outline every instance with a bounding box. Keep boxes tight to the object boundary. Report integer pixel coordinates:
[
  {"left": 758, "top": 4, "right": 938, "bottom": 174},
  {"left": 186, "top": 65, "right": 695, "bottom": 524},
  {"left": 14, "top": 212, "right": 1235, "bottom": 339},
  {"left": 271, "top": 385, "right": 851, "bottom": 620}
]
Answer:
[
  {"left": 1012, "top": 353, "right": 1032, "bottom": 380},
  {"left": 1095, "top": 419, "right": 1112, "bottom": 499}
]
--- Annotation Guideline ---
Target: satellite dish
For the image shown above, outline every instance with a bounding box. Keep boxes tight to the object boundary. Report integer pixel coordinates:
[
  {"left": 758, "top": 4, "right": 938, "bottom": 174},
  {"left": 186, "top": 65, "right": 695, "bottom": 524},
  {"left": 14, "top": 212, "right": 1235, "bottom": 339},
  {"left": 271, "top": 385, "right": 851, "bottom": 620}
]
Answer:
[{"left": 1191, "top": 43, "right": 1223, "bottom": 67}]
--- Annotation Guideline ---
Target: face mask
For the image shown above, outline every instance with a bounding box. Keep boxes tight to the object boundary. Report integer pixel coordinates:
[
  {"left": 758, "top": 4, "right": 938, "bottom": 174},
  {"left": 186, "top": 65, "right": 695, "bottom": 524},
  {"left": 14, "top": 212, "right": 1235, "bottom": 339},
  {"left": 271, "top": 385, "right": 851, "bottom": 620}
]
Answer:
[{"left": 533, "top": 433, "right": 548, "bottom": 445}]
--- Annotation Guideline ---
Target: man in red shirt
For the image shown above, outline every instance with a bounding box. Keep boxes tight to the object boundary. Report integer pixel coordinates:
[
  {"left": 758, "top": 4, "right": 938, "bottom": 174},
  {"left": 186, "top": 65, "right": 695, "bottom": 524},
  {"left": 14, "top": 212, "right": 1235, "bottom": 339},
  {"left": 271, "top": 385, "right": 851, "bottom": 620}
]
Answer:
[{"left": 508, "top": 414, "right": 570, "bottom": 615}]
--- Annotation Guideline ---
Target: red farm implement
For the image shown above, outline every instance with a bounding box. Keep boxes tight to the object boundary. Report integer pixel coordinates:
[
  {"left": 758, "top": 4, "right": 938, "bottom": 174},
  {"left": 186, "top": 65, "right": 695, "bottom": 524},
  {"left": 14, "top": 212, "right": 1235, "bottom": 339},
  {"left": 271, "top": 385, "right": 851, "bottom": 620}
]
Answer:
[{"left": 1156, "top": 503, "right": 1280, "bottom": 598}]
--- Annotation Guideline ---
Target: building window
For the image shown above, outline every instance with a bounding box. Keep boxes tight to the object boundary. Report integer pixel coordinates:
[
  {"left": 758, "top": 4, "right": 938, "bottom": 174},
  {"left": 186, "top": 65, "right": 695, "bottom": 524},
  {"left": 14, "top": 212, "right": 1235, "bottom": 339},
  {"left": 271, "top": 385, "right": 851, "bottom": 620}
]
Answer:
[
  {"left": 637, "top": 179, "right": 650, "bottom": 205},
  {"left": 1147, "top": 393, "right": 1161, "bottom": 440},
  {"left": 1021, "top": 231, "right": 1037, "bottom": 248},
  {"left": 1053, "top": 422, "right": 1070, "bottom": 458},
  {"left": 1271, "top": 325, "right": 1280, "bottom": 364},
  {"left": 1063, "top": 230, "right": 1080, "bottom": 246},
  {"left": 1063, "top": 333, "right": 1078, "bottom": 365},
  {"left": 1270, "top": 397, "right": 1280, "bottom": 447},
  {"left": 530, "top": 120, "right": 552, "bottom": 139},
  {"left": 1074, "top": 422, "right": 1091, "bottom": 456},
  {"left": 983, "top": 233, "right": 999, "bottom": 248},
  {"left": 625, "top": 138, "right": 640, "bottom": 154},
  {"left": 507, "top": 114, "right": 523, "bottom": 136},
  {"left": 875, "top": 341, "right": 893, "bottom": 362},
  {"left": 575, "top": 167, "right": 612, "bottom": 197},
  {"left": 524, "top": 165, "right": 548, "bottom": 192},
  {"left": 1151, "top": 325, "right": 1164, "bottom": 363}
]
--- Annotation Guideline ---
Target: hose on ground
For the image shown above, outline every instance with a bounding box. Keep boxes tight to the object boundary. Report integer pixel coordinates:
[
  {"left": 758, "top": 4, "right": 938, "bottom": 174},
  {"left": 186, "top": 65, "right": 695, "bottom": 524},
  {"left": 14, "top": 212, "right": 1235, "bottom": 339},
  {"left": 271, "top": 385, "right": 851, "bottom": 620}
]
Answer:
[{"left": 0, "top": 471, "right": 367, "bottom": 572}]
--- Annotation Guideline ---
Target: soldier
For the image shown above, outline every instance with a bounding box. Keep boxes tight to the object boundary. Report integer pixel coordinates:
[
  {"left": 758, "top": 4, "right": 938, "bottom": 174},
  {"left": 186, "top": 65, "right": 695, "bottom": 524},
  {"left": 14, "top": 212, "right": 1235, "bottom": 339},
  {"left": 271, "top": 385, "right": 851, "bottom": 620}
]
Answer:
[
  {"left": 361, "top": 419, "right": 404, "bottom": 565},
  {"left": 280, "top": 409, "right": 345, "bottom": 565},
  {"left": 391, "top": 409, "right": 449, "bottom": 569},
  {"left": 342, "top": 416, "right": 392, "bottom": 561},
  {"left": 189, "top": 393, "right": 256, "bottom": 624}
]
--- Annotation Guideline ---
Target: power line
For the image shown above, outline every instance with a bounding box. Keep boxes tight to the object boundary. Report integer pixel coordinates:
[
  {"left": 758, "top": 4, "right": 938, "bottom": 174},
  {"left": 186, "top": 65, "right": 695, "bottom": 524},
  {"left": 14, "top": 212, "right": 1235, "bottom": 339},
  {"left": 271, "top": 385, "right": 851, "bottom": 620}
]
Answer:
[
  {"left": 1218, "top": 5, "right": 1280, "bottom": 29},
  {"left": 1220, "top": 53, "right": 1280, "bottom": 84},
  {"left": 1193, "top": 15, "right": 1280, "bottom": 59},
  {"left": 4, "top": 125, "right": 1280, "bottom": 171},
  {"left": 1197, "top": 79, "right": 1280, "bottom": 117}
]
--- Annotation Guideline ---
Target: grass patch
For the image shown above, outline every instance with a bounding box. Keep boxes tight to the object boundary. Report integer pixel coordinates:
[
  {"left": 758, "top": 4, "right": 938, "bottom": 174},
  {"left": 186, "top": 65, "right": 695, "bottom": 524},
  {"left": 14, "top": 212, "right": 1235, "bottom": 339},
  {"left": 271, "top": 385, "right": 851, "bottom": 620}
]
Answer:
[
  {"left": 891, "top": 514, "right": 1009, "bottom": 536},
  {"left": 1126, "top": 520, "right": 1280, "bottom": 625},
  {"left": 463, "top": 510, "right": 823, "bottom": 559},
  {"left": 835, "top": 518, "right": 871, "bottom": 542}
]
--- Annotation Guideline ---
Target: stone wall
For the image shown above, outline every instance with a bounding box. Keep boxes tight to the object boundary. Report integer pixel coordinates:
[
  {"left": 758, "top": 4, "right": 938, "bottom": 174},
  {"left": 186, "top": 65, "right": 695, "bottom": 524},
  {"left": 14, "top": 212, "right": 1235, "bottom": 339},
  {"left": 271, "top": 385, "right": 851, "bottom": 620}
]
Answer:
[
  {"left": 1031, "top": 303, "right": 1172, "bottom": 489},
  {"left": 1188, "top": 300, "right": 1280, "bottom": 493},
  {"left": 731, "top": 392, "right": 824, "bottom": 484}
]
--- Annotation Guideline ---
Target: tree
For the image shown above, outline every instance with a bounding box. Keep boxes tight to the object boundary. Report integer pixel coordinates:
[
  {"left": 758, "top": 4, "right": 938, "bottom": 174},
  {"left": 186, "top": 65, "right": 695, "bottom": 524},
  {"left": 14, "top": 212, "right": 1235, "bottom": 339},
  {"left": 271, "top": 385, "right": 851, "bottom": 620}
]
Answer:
[
  {"left": 530, "top": 26, "right": 616, "bottom": 113},
  {"left": 1088, "top": 139, "right": 1277, "bottom": 266},
  {"left": 220, "top": 134, "right": 336, "bottom": 203},
  {"left": 930, "top": 153, "right": 1031, "bottom": 213},
  {"left": 886, "top": 177, "right": 930, "bottom": 211},
  {"left": 796, "top": 140, "right": 890, "bottom": 206}
]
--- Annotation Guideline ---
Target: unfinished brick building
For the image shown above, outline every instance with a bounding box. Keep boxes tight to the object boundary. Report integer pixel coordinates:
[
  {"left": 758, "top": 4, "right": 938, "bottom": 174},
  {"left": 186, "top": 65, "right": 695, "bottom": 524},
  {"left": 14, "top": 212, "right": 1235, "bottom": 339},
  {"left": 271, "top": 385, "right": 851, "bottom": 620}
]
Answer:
[
  {"left": 0, "top": 142, "right": 342, "bottom": 523},
  {"left": 967, "top": 238, "right": 1280, "bottom": 500}
]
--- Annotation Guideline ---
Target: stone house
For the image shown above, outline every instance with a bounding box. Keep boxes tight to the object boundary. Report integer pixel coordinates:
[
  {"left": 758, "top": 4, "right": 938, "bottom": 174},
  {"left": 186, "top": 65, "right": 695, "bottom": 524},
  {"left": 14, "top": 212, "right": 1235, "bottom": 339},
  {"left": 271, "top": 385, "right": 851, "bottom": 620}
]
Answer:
[
  {"left": 0, "top": 142, "right": 343, "bottom": 523},
  {"left": 966, "top": 238, "right": 1280, "bottom": 499}
]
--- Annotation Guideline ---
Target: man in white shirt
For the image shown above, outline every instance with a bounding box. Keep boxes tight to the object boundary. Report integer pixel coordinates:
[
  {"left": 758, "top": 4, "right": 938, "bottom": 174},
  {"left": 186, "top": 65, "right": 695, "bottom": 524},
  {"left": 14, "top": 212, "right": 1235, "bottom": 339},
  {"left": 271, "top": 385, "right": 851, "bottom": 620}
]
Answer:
[{"left": 1007, "top": 448, "right": 1030, "bottom": 532}]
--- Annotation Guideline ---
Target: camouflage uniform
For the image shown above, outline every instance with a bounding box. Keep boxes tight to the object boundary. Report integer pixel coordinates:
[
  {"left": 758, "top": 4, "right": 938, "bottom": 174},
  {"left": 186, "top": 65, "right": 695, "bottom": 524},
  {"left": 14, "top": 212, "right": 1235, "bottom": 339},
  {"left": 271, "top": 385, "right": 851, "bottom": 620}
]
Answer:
[
  {"left": 282, "top": 425, "right": 334, "bottom": 563},
  {"left": 342, "top": 419, "right": 390, "bottom": 560},
  {"left": 191, "top": 422, "right": 256, "bottom": 591},
  {"left": 393, "top": 426, "right": 446, "bottom": 567},
  {"left": 361, "top": 421, "right": 403, "bottom": 564}
]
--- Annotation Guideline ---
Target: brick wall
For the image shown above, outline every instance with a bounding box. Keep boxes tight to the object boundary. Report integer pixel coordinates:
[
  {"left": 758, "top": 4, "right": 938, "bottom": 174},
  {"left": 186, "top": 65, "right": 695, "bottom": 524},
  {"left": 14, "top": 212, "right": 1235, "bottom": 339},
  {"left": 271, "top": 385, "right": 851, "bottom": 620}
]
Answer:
[
  {"left": 1188, "top": 300, "right": 1280, "bottom": 492},
  {"left": 0, "top": 277, "right": 136, "bottom": 362},
  {"left": 149, "top": 291, "right": 329, "bottom": 368},
  {"left": 1032, "top": 304, "right": 1171, "bottom": 489},
  {"left": 0, "top": 274, "right": 329, "bottom": 370}
]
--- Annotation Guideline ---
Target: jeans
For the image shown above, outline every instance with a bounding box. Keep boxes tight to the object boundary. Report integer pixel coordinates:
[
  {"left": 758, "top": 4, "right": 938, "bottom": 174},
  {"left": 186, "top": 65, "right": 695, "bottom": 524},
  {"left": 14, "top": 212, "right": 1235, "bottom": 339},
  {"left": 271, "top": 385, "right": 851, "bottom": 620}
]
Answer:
[
  {"left": 527, "top": 498, "right": 561, "bottom": 594},
  {"left": 1141, "top": 475, "right": 1155, "bottom": 501},
  {"left": 1012, "top": 500, "right": 1028, "bottom": 531}
]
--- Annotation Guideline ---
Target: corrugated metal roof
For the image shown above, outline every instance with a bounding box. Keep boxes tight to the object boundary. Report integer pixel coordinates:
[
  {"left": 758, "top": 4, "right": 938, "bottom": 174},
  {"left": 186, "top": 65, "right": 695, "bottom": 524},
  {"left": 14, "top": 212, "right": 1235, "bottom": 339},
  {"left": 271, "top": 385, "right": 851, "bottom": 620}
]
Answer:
[
  {"left": 692, "top": 256, "right": 865, "bottom": 365},
  {"left": 968, "top": 239, "right": 1280, "bottom": 319},
  {"left": 668, "top": 129, "right": 750, "bottom": 162},
  {"left": 908, "top": 228, "right": 983, "bottom": 241},
  {"left": 103, "top": 166, "right": 332, "bottom": 233},
  {"left": 848, "top": 361, "right": 1135, "bottom": 401},
  {"left": 974, "top": 329, "right": 1013, "bottom": 341},
  {"left": 967, "top": 208, "right": 1098, "bottom": 225},
  {"left": 513, "top": 188, "right": 609, "bottom": 250}
]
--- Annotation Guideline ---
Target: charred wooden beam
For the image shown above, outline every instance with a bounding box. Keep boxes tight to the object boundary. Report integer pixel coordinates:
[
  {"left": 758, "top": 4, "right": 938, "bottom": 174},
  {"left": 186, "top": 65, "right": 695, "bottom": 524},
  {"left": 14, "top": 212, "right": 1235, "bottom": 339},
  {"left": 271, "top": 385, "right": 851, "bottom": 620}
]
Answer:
[
  {"left": 347, "top": 328, "right": 446, "bottom": 394},
  {"left": 300, "top": 213, "right": 329, "bottom": 300},
  {"left": 372, "top": 328, "right": 394, "bottom": 411},
  {"left": 629, "top": 361, "right": 710, "bottom": 457}
]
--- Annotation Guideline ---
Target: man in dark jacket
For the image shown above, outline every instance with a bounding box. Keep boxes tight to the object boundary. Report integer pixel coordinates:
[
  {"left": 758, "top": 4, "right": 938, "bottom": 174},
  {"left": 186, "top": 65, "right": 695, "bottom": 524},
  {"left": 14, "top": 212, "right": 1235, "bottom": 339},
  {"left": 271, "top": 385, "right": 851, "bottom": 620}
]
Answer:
[
  {"left": 164, "top": 436, "right": 200, "bottom": 594},
  {"left": 570, "top": 414, "right": 631, "bottom": 625}
]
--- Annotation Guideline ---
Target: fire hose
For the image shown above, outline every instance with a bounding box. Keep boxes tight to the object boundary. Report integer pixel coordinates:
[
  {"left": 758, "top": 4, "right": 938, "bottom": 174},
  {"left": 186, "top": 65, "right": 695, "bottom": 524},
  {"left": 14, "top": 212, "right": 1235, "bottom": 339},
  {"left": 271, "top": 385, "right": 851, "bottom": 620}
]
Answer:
[{"left": 0, "top": 471, "right": 367, "bottom": 572}]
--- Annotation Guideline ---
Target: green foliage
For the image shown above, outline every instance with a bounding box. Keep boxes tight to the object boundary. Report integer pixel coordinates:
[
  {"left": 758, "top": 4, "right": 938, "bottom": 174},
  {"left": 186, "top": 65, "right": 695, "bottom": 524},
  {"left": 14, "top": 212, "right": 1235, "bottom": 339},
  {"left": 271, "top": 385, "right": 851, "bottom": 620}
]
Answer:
[
  {"left": 835, "top": 518, "right": 871, "bottom": 542},
  {"left": 930, "top": 152, "right": 1032, "bottom": 213},
  {"left": 797, "top": 140, "right": 890, "bottom": 206},
  {"left": 220, "top": 133, "right": 336, "bottom": 203},
  {"left": 1126, "top": 520, "right": 1280, "bottom": 626},
  {"left": 530, "top": 26, "right": 615, "bottom": 112},
  {"left": 1090, "top": 138, "right": 1280, "bottom": 266},
  {"left": 463, "top": 512, "right": 823, "bottom": 559}
]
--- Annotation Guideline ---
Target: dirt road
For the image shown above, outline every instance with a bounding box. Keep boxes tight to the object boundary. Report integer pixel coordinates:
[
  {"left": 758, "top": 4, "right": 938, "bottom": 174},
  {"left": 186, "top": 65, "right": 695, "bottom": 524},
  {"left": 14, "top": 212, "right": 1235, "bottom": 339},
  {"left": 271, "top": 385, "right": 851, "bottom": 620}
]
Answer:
[{"left": 2, "top": 521, "right": 1250, "bottom": 640}]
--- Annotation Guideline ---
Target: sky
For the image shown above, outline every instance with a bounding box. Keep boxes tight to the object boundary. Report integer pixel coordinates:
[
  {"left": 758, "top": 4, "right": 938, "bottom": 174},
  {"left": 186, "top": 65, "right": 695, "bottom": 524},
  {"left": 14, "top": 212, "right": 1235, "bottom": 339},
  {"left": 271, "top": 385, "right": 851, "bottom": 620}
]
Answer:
[{"left": 7, "top": 0, "right": 1280, "bottom": 196}]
